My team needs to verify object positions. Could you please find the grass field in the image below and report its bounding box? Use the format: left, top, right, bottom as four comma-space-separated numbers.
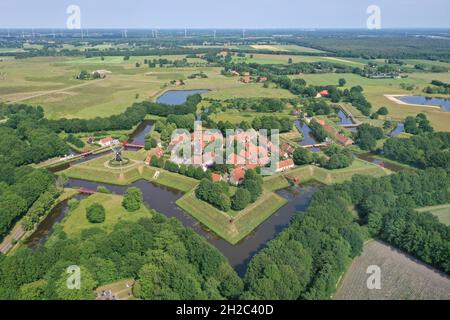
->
61, 152, 198, 192
263, 159, 390, 192
334, 240, 450, 300
290, 72, 450, 131
232, 53, 363, 67
62, 193, 152, 237
248, 44, 326, 53
0, 56, 293, 119
176, 189, 287, 244
416, 204, 450, 226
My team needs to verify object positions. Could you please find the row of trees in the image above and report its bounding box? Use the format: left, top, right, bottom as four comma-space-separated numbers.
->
243, 168, 450, 299
404, 113, 434, 135
383, 132, 450, 169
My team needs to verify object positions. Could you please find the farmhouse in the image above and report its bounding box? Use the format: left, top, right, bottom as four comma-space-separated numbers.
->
98, 137, 118, 147
276, 159, 295, 173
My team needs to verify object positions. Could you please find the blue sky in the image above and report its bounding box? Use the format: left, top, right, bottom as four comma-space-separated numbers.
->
1, 0, 449, 29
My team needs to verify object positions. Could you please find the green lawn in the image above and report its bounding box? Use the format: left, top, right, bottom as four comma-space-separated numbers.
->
263, 159, 390, 192
62, 193, 152, 236
290, 72, 450, 132
416, 204, 450, 226
61, 152, 198, 192
176, 189, 287, 244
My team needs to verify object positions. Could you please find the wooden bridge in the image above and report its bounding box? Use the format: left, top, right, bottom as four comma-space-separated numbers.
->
302, 143, 328, 148
339, 123, 361, 128
79, 188, 97, 195
123, 142, 145, 149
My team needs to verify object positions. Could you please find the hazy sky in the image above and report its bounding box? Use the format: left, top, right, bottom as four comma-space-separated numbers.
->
1, 0, 449, 29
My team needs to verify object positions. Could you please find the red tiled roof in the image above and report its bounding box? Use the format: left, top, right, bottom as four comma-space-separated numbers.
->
99, 137, 113, 144
277, 159, 294, 170
231, 167, 245, 183
319, 90, 329, 96
211, 173, 222, 182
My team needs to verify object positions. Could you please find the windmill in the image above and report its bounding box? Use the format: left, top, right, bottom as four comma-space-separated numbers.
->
110, 144, 124, 162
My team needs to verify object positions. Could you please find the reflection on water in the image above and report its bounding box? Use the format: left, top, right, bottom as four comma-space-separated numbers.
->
156, 89, 209, 105
32, 178, 320, 276
25, 194, 87, 248
390, 122, 404, 137
398, 96, 450, 112
356, 153, 411, 172
294, 120, 321, 152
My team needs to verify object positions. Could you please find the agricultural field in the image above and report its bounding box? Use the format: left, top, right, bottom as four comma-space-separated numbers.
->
416, 204, 450, 226
232, 53, 363, 66
290, 71, 450, 131
334, 240, 450, 300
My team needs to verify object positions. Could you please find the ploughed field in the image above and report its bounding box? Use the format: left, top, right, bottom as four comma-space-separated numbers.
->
334, 240, 450, 300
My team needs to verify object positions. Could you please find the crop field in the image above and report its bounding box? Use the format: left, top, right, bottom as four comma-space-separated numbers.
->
416, 204, 450, 226
232, 53, 363, 67
62, 193, 153, 237
334, 240, 450, 300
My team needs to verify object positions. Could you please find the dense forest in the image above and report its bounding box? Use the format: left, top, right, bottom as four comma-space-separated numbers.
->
383, 132, 450, 170
0, 214, 242, 300
243, 168, 450, 299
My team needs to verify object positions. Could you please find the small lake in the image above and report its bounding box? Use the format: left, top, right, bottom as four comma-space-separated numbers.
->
29, 178, 320, 276
398, 96, 450, 112
156, 89, 209, 105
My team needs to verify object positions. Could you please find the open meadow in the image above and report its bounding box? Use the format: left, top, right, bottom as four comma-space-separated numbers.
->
61, 193, 153, 237
290, 71, 450, 131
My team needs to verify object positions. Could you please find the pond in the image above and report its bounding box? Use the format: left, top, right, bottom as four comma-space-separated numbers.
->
156, 89, 209, 105
398, 96, 450, 112
29, 178, 320, 276
390, 122, 404, 137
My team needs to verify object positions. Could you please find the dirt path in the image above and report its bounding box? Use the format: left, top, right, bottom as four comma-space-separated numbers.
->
7, 78, 107, 103
0, 224, 25, 254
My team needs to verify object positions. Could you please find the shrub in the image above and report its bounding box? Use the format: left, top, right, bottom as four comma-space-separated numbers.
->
122, 187, 143, 212
86, 203, 106, 223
